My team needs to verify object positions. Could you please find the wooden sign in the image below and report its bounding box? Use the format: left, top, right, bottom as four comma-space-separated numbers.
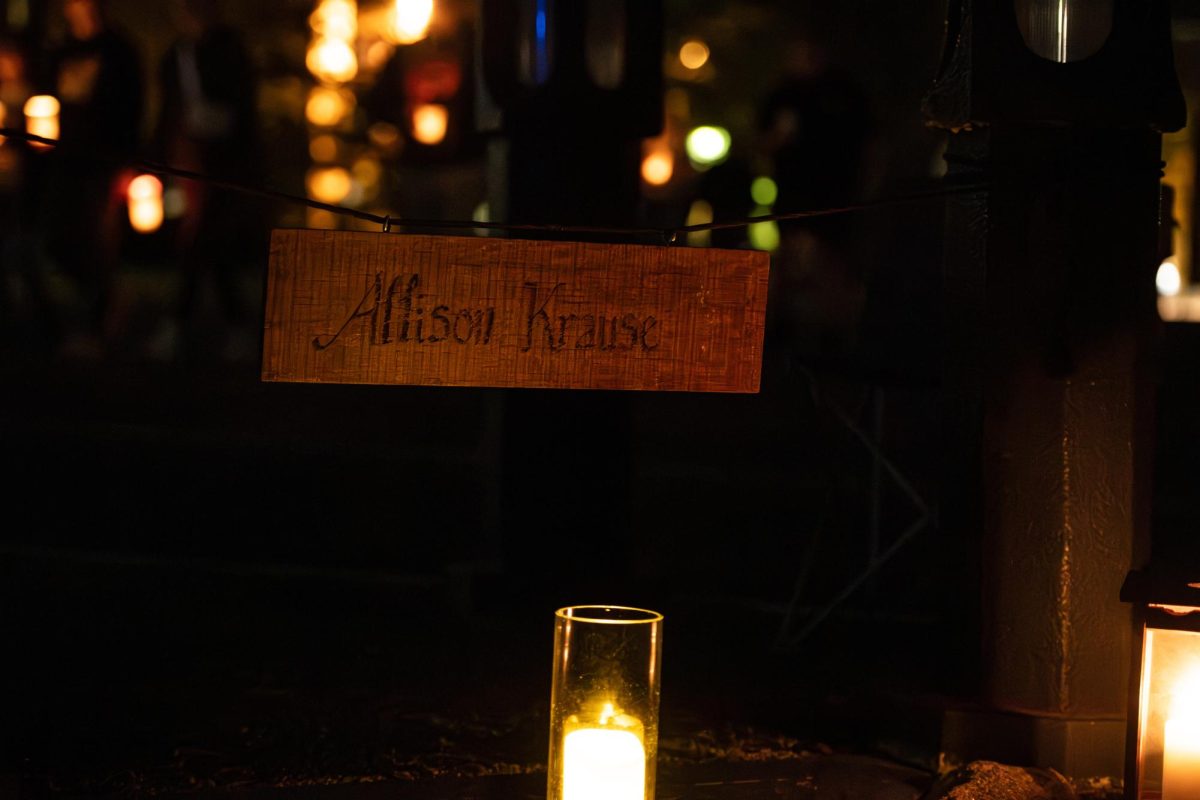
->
262, 229, 770, 393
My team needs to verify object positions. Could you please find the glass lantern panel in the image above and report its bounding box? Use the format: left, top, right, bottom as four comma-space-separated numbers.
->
548, 606, 663, 800
1014, 0, 1113, 64
1137, 626, 1200, 800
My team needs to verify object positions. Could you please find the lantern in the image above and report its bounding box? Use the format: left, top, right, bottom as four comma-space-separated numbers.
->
548, 606, 662, 800
1122, 570, 1200, 799
925, 0, 1183, 132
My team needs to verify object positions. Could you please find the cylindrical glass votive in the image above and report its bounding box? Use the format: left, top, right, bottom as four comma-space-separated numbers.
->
547, 605, 663, 800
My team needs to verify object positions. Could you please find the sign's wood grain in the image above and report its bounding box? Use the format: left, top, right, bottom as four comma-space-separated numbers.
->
262, 229, 769, 393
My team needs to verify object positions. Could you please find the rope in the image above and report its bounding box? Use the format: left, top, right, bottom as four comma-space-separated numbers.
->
0, 127, 985, 241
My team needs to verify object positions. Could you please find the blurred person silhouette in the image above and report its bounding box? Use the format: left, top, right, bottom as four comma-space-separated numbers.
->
40, 0, 142, 356
147, 0, 260, 361
0, 36, 58, 347
759, 40, 873, 360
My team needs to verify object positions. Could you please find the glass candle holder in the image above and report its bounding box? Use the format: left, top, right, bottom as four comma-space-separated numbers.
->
547, 605, 663, 800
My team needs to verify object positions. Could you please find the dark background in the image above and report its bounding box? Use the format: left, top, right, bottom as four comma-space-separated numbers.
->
1, 0, 1199, 795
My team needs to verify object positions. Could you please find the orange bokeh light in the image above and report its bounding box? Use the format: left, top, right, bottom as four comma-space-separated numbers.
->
411, 103, 448, 145
641, 149, 674, 186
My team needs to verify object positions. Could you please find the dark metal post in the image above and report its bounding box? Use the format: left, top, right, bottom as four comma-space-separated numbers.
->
477, 0, 663, 605
927, 0, 1184, 782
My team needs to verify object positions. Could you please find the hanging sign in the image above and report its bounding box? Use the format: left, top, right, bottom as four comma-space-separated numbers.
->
262, 229, 770, 393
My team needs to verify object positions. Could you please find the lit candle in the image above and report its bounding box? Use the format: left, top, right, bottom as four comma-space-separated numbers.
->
561, 702, 646, 800
1164, 667, 1200, 800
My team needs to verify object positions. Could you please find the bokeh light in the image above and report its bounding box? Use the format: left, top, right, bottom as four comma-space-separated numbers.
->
641, 149, 674, 186
307, 36, 358, 84
388, 0, 435, 45
411, 103, 448, 145
352, 157, 383, 192
163, 185, 187, 219
309, 134, 340, 162
307, 207, 340, 229
686, 125, 731, 166
310, 0, 357, 40
306, 87, 353, 127
1158, 259, 1183, 297
24, 94, 59, 146
307, 166, 353, 204
748, 207, 780, 252
127, 174, 164, 234
364, 40, 394, 72
686, 199, 713, 247
679, 40, 710, 70
368, 121, 403, 153
751, 176, 778, 207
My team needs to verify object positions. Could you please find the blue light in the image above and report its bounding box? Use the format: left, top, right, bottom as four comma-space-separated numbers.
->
535, 0, 550, 84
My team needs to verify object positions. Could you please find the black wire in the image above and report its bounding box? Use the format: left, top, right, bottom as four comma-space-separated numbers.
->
0, 127, 986, 239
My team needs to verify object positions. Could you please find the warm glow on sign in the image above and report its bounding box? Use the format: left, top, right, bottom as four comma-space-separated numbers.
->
678, 40, 709, 70
388, 0, 434, 44
411, 103, 448, 145
1165, 666, 1200, 800
306, 87, 352, 127
307, 36, 358, 84
562, 703, 645, 800
127, 174, 164, 234
641, 148, 673, 186
686, 125, 730, 166
307, 166, 353, 203
24, 94, 59, 147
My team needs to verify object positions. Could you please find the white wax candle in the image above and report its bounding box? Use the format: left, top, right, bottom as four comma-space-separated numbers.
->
562, 727, 645, 800
1164, 716, 1200, 800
